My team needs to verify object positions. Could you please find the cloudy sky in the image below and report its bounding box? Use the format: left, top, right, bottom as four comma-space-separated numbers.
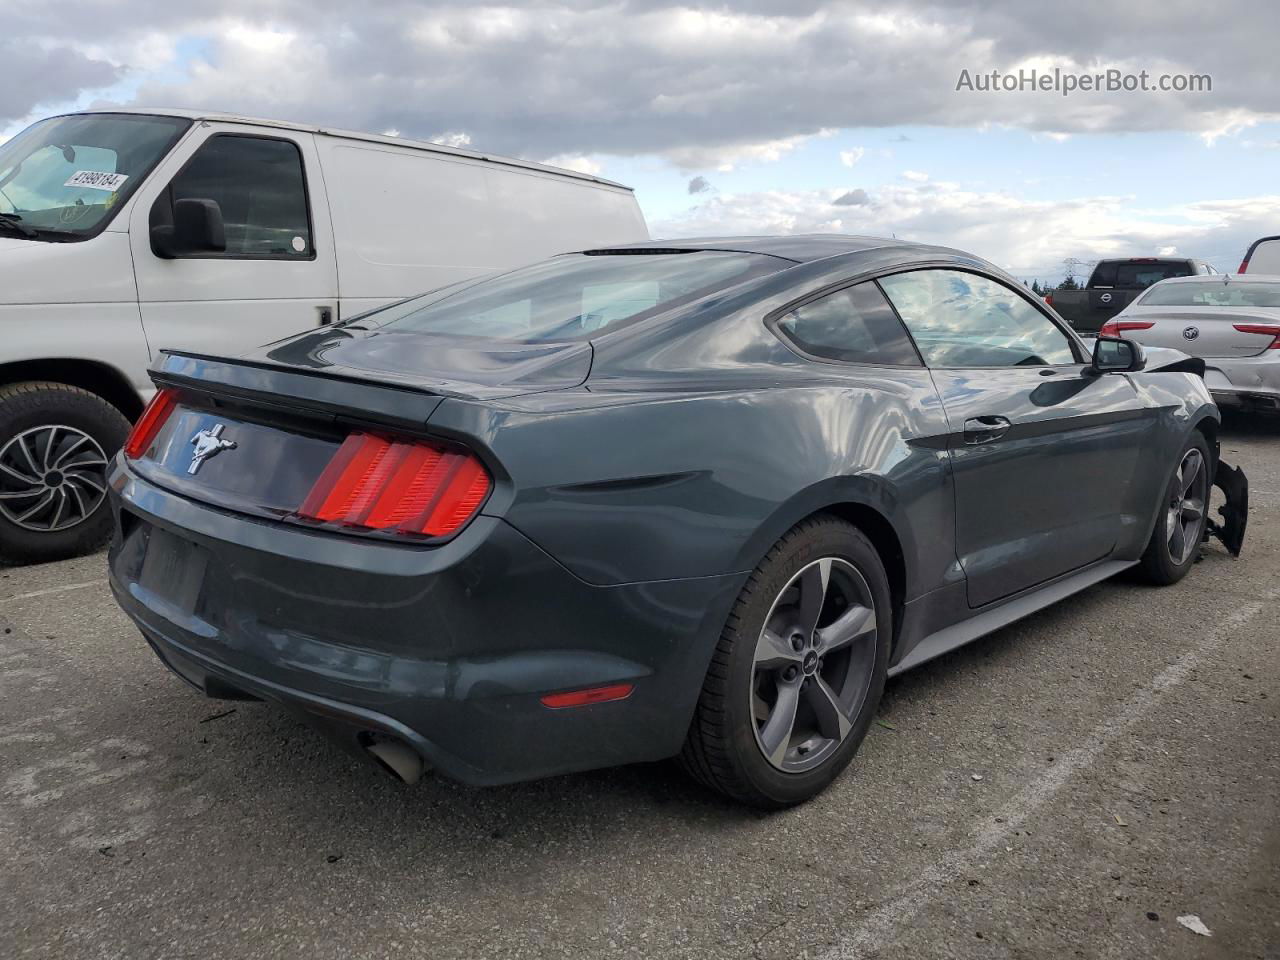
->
5, 0, 1278, 281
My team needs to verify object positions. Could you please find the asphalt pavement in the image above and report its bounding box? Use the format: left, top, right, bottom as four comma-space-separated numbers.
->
3, 416, 1277, 960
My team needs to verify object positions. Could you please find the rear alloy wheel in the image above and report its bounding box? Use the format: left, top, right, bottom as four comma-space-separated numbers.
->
751, 558, 878, 773
1137, 432, 1211, 585
681, 516, 891, 808
0, 382, 130, 565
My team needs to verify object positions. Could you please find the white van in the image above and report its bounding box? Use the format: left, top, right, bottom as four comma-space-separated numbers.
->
1239, 235, 1280, 275
0, 109, 648, 562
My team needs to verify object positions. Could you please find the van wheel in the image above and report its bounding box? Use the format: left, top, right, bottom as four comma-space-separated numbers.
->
0, 382, 130, 565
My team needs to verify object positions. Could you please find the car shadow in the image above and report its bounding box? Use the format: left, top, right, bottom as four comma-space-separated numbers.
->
1219, 409, 1280, 439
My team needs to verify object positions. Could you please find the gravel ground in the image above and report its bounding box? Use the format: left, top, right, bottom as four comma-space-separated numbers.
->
2, 415, 1277, 960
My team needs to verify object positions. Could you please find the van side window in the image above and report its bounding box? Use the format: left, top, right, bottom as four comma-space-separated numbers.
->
774, 282, 921, 365
157, 135, 312, 259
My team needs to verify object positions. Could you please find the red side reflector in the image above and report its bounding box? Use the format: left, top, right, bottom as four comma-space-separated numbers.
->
540, 683, 635, 709
1097, 320, 1154, 338
123, 388, 178, 459
1232, 323, 1280, 349
297, 432, 491, 538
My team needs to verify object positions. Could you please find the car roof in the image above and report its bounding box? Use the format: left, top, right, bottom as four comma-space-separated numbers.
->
51, 107, 633, 191
585, 234, 963, 264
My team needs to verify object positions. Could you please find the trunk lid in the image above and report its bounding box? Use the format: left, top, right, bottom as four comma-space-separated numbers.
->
1124, 307, 1280, 357
127, 339, 535, 533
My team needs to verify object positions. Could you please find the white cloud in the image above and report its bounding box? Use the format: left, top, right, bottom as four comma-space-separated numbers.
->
902, 170, 929, 182
667, 130, 834, 172
1199, 108, 1271, 145
840, 147, 865, 167
543, 153, 604, 176
2, 3, 1278, 162
653, 182, 1280, 279
432, 131, 472, 148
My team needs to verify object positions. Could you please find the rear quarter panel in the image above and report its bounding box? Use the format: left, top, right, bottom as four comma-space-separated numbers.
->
427, 370, 957, 597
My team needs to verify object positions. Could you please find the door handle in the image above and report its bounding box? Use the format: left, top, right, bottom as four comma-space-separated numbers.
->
963, 416, 1012, 445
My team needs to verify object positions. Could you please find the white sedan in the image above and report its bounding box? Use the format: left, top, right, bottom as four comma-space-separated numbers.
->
1102, 274, 1280, 413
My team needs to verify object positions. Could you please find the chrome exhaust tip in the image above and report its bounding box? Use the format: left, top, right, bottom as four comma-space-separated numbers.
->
365, 738, 427, 785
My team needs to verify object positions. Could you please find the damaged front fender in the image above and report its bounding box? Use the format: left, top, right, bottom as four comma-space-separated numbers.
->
1207, 459, 1248, 556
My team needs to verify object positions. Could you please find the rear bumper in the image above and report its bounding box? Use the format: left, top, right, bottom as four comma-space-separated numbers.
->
1203, 356, 1280, 409
107, 460, 743, 786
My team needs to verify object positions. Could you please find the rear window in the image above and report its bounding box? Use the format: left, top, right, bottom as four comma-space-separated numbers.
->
1093, 261, 1193, 289
376, 251, 783, 341
1139, 282, 1280, 308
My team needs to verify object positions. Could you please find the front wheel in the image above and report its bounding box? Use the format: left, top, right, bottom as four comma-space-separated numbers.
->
0, 382, 130, 565
1136, 432, 1211, 585
680, 516, 891, 808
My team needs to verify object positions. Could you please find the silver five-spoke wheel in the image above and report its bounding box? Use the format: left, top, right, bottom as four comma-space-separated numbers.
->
1166, 447, 1207, 565
751, 557, 879, 773
0, 425, 109, 532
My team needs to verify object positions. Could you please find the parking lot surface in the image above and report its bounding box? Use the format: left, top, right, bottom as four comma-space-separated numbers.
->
3, 418, 1278, 960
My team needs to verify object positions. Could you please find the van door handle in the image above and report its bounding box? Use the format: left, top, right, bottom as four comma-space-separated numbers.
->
317, 305, 334, 326
963, 416, 1012, 445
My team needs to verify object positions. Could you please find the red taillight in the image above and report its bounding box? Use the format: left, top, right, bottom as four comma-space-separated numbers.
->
1232, 323, 1280, 349
123, 388, 178, 459
540, 683, 635, 709
1238, 259, 1249, 274
1098, 320, 1155, 338
297, 432, 491, 538
1044, 292, 1054, 305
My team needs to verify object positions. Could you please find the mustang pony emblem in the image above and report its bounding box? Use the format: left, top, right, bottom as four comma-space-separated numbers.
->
188, 424, 237, 475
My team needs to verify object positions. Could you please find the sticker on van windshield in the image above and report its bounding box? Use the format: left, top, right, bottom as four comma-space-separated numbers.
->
64, 170, 129, 192
291, 236, 306, 252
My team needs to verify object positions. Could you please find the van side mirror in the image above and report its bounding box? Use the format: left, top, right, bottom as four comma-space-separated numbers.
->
151, 198, 226, 258
1091, 335, 1145, 374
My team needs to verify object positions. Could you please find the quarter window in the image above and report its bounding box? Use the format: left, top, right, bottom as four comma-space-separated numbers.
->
878, 269, 1078, 368
155, 135, 312, 258
775, 282, 920, 365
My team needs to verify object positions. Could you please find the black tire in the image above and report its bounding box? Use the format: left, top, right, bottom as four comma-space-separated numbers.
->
1136, 431, 1212, 586
0, 382, 130, 565
680, 515, 892, 809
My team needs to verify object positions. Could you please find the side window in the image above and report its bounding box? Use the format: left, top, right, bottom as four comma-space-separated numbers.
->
775, 281, 920, 365
157, 135, 312, 258
878, 269, 1078, 368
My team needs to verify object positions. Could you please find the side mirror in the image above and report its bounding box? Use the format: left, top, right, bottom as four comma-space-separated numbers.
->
1091, 335, 1146, 374
151, 198, 226, 257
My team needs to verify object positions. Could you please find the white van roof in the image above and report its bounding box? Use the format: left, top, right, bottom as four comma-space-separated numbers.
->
61, 107, 634, 193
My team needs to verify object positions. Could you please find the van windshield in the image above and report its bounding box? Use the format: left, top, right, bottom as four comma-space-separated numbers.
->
375, 251, 786, 341
0, 113, 190, 241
